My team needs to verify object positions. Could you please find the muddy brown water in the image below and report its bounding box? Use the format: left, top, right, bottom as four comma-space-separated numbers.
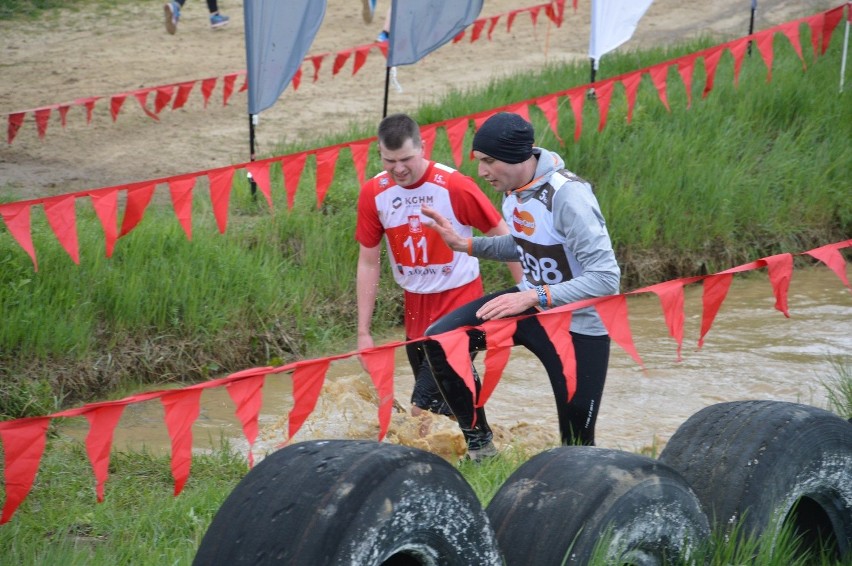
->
61, 266, 851, 462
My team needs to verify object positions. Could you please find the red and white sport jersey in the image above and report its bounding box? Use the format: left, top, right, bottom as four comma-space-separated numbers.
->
356, 161, 502, 295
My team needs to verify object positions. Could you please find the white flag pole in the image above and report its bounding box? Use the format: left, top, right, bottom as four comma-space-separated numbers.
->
840, 4, 850, 93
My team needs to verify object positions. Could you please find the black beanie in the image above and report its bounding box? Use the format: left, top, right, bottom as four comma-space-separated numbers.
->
472, 112, 534, 164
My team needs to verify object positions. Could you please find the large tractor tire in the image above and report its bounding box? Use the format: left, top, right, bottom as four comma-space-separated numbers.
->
193, 440, 502, 565
659, 400, 852, 559
486, 446, 710, 565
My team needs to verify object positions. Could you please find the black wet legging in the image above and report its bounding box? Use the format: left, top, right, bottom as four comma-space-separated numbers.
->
424, 287, 611, 446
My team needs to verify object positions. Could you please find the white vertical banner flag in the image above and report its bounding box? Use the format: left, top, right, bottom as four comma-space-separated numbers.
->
589, 0, 655, 70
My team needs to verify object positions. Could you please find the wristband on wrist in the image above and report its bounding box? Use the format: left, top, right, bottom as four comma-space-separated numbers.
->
535, 285, 549, 309
466, 237, 473, 255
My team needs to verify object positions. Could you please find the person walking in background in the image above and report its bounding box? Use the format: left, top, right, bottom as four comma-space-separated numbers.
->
361, 0, 377, 23
420, 112, 621, 461
164, 1, 229, 34
356, 113, 521, 419
361, 0, 391, 42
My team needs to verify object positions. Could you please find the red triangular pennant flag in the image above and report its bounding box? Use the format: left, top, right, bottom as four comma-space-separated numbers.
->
755, 31, 776, 83
677, 54, 697, 108
805, 242, 851, 289
821, 5, 845, 54
289, 359, 331, 439
333, 49, 352, 75
470, 19, 487, 43
507, 10, 519, 33
353, 46, 372, 75
0, 202, 37, 270
0, 418, 50, 524
594, 80, 615, 132
315, 146, 340, 209
226, 374, 265, 467
728, 38, 749, 86
58, 104, 70, 127
349, 140, 372, 186
119, 183, 156, 237
644, 279, 700, 361
168, 176, 196, 240
282, 153, 308, 210
420, 125, 437, 160
84, 405, 125, 502
698, 273, 733, 349
172, 81, 195, 110
309, 54, 325, 82
538, 311, 577, 400
535, 94, 563, 144
245, 161, 274, 210
486, 16, 500, 40
34, 108, 51, 139
44, 195, 80, 264
201, 77, 217, 108
161, 389, 202, 496
621, 71, 642, 123
763, 253, 794, 317
429, 329, 477, 408
89, 189, 119, 257
110, 94, 127, 122
777, 21, 806, 70
594, 295, 643, 367
133, 90, 160, 121
222, 73, 238, 106
478, 319, 517, 407
207, 167, 234, 234
154, 86, 174, 114
702, 47, 724, 98
567, 88, 585, 141
361, 346, 397, 441
506, 102, 531, 123
444, 118, 469, 168
83, 97, 98, 123
648, 64, 671, 111
7, 112, 25, 145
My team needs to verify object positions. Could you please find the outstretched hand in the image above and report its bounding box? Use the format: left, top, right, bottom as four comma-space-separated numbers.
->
421, 204, 467, 252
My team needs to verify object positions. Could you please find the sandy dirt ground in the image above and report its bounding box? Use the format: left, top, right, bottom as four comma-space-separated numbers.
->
0, 0, 837, 201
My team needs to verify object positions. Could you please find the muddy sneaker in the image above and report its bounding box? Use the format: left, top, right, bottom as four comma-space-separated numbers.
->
210, 13, 230, 29
164, 2, 180, 35
361, 0, 376, 24
466, 441, 499, 463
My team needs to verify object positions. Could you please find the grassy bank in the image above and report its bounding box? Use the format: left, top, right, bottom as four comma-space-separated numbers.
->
1, 27, 850, 419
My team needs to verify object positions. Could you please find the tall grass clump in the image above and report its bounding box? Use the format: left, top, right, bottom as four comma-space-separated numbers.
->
1, 22, 849, 418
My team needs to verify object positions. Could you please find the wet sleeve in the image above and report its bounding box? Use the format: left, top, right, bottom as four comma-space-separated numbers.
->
548, 181, 621, 306
448, 172, 503, 233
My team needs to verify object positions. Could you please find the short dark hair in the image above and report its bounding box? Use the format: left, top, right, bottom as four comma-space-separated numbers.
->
377, 113, 421, 150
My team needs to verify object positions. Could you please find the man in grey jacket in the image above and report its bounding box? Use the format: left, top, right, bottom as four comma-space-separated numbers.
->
421, 112, 620, 460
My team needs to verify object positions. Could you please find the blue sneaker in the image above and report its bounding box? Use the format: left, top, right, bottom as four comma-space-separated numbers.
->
210, 12, 229, 29
376, 29, 389, 42
163, 2, 180, 35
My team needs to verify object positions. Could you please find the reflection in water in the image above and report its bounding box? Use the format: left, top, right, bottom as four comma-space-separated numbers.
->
61, 267, 851, 462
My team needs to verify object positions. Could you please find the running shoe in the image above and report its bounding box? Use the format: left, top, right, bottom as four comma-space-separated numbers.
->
210, 13, 230, 29
164, 2, 180, 35
466, 441, 499, 463
361, 0, 377, 24
376, 29, 389, 42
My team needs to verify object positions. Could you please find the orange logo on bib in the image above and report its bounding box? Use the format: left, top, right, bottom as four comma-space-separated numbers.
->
512, 208, 535, 236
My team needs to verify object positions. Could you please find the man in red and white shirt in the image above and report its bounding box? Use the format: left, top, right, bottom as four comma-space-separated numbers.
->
356, 113, 521, 417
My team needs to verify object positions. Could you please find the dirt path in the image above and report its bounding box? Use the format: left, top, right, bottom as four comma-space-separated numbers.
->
0, 0, 835, 201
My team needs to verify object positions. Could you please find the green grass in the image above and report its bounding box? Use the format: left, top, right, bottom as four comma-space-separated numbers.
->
2, 27, 849, 419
